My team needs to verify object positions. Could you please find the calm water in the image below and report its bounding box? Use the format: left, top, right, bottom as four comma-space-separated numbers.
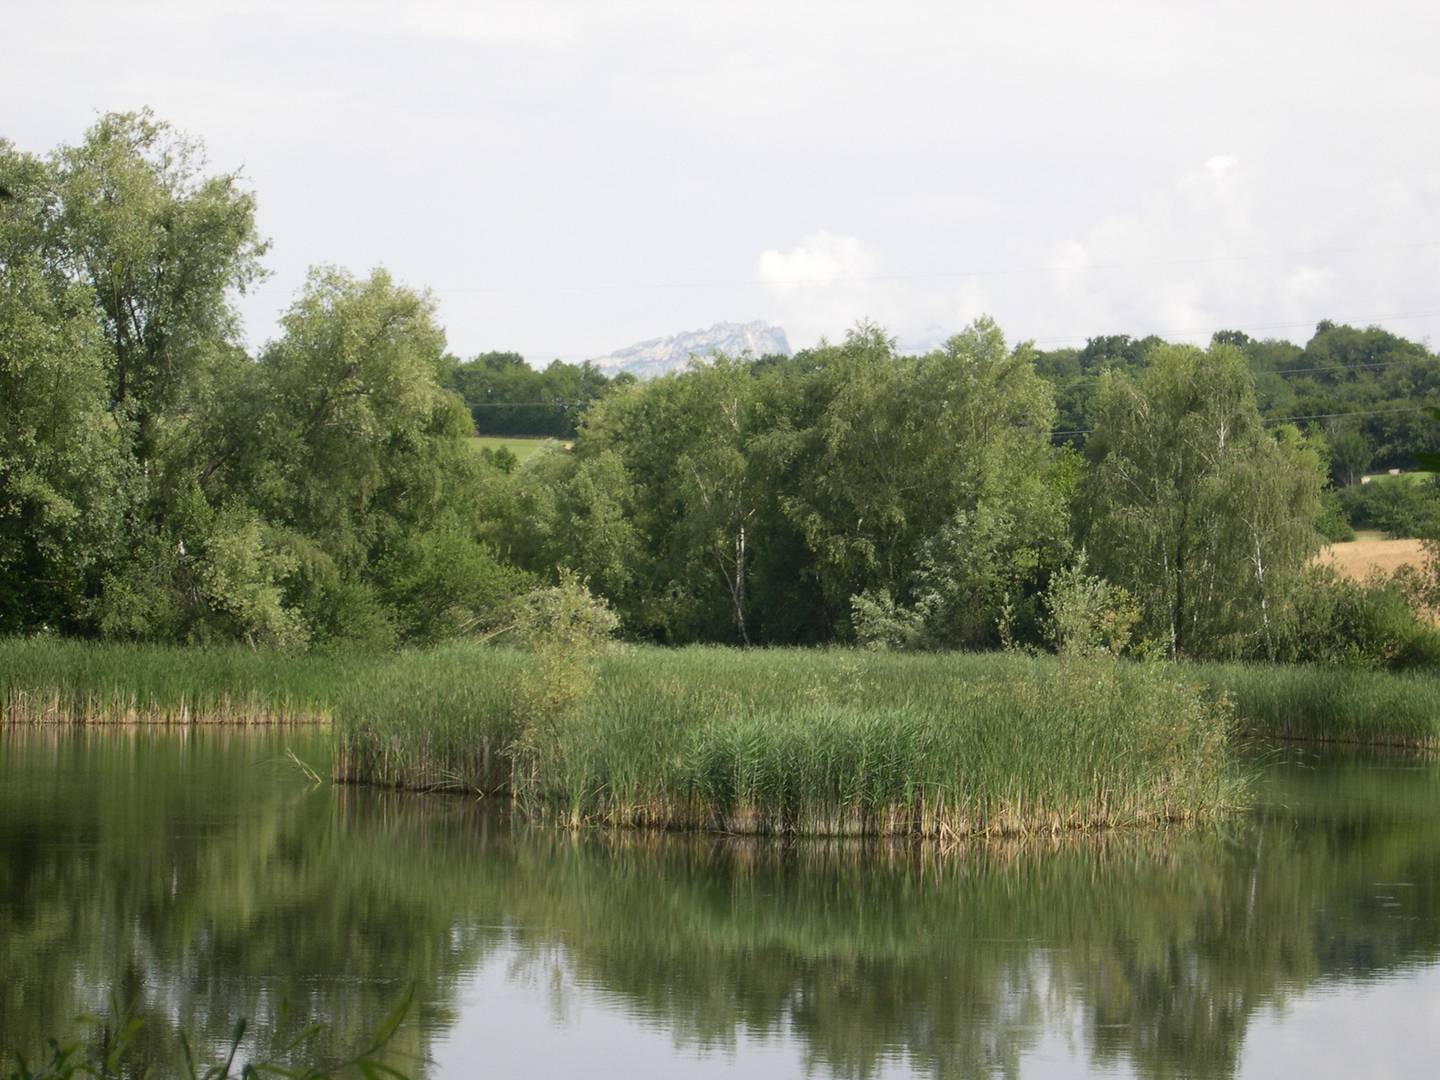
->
3, 730, 1440, 1078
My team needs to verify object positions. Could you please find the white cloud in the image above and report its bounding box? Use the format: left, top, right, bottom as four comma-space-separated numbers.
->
756, 231, 881, 293
1023, 156, 1335, 344
756, 231, 991, 350
7, 1, 1440, 358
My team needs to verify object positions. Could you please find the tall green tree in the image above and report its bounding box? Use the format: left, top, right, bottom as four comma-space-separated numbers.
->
578, 354, 768, 642
47, 110, 267, 463
781, 319, 1066, 645
220, 267, 526, 644
0, 142, 128, 631
1082, 343, 1325, 657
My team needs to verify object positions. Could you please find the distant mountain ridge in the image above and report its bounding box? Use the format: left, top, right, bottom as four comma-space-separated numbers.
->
591, 321, 791, 378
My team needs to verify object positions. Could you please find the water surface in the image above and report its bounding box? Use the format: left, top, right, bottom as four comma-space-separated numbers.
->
3, 730, 1439, 1077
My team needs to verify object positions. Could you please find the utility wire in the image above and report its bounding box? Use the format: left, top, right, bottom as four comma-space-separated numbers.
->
1050, 406, 1431, 439
257, 239, 1440, 296
463, 355, 1440, 411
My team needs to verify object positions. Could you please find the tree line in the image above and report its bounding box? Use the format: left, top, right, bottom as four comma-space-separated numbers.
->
4, 112, 1438, 663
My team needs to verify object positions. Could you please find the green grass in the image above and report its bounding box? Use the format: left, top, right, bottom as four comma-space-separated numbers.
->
17, 637, 1440, 830
335, 646, 1243, 837
1193, 660, 1440, 747
0, 637, 353, 725
1361, 470, 1435, 486
468, 435, 560, 462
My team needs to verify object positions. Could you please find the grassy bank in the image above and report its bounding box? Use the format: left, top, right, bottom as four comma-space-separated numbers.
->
0, 637, 351, 725
1193, 661, 1440, 747
334, 646, 1242, 837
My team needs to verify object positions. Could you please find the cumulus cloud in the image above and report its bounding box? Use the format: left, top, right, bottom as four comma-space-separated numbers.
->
756, 231, 990, 351
1025, 156, 1351, 344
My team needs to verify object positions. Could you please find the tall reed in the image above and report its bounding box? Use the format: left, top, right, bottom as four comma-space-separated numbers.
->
0, 637, 351, 726
335, 646, 1244, 837
1192, 661, 1440, 747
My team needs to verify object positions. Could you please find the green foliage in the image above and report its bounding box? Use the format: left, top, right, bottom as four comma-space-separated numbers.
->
1335, 474, 1440, 537
1329, 429, 1372, 487
1315, 490, 1356, 542
190, 508, 310, 650
565, 318, 1067, 647
849, 588, 925, 651
10, 108, 1440, 663
1269, 565, 1440, 670
511, 569, 621, 653
1043, 551, 1141, 657
508, 573, 621, 817
337, 645, 1244, 835
444, 350, 613, 437
0, 253, 127, 633
2, 116, 527, 649
1083, 344, 1325, 658
376, 519, 529, 644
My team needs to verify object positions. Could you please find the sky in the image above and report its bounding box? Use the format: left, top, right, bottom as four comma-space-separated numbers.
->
5, 0, 1440, 362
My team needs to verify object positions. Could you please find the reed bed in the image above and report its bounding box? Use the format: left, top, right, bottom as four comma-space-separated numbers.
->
332, 643, 528, 792
335, 646, 1244, 837
0, 637, 352, 726
1193, 661, 1440, 747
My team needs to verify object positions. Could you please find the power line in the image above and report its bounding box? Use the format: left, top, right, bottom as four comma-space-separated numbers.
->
1050, 406, 1430, 439
467, 307, 1440, 364
256, 239, 1440, 297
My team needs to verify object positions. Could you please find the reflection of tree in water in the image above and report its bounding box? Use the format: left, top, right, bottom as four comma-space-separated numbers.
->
5, 736, 1440, 1078
0, 730, 507, 1071
491, 753, 1440, 1079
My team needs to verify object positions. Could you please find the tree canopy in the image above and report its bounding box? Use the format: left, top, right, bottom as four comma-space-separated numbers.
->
4, 110, 1437, 666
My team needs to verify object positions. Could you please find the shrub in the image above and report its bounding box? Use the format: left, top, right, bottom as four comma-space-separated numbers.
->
1315, 490, 1356, 543
1271, 565, 1440, 669
1043, 552, 1140, 657
1336, 476, 1440, 538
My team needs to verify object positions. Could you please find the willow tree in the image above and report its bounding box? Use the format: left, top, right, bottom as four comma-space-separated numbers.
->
1082, 343, 1325, 658
221, 267, 526, 644
47, 110, 268, 464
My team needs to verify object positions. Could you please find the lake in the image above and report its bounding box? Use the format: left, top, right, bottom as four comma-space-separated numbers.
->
3, 728, 1439, 1078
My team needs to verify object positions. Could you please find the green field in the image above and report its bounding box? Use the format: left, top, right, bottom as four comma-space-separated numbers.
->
1360, 470, 1435, 486
468, 436, 563, 462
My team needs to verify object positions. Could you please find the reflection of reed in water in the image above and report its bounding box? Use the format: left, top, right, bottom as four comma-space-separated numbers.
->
8, 740, 1440, 1080
432, 764, 1440, 1080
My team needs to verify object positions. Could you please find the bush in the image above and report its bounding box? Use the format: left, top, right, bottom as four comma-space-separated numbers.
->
1335, 476, 1440, 537
1042, 552, 1140, 657
1315, 490, 1356, 543
1271, 565, 1440, 669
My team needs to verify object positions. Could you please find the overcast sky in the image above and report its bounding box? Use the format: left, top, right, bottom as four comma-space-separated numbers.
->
6, 1, 1440, 361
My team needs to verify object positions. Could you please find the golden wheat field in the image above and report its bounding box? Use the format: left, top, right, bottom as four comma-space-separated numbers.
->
1315, 538, 1427, 582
